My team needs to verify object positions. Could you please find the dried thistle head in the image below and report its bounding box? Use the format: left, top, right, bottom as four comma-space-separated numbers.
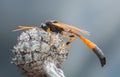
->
12, 26, 70, 77
12, 20, 106, 77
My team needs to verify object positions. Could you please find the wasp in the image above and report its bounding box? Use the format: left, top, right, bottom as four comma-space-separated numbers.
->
12, 20, 106, 67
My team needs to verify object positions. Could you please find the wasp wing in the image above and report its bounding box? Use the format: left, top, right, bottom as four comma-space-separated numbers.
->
51, 22, 90, 35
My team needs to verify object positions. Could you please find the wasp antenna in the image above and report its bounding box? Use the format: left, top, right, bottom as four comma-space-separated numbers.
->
12, 28, 24, 32
18, 26, 34, 29
12, 26, 35, 32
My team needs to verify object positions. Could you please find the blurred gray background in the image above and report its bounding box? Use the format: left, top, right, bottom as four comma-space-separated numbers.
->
0, 0, 120, 77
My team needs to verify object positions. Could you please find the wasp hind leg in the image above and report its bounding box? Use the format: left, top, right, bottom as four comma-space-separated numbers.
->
58, 35, 75, 53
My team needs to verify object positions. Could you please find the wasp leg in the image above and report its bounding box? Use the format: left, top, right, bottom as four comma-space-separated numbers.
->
45, 33, 57, 49
58, 35, 75, 53
49, 34, 57, 45
47, 28, 51, 35
12, 26, 34, 32
66, 35, 75, 45
45, 28, 54, 48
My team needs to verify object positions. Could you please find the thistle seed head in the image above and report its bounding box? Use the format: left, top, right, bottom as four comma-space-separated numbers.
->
12, 26, 70, 77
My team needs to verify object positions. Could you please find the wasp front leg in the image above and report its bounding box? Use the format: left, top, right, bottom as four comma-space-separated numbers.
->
47, 28, 51, 35
45, 33, 57, 49
46, 28, 56, 46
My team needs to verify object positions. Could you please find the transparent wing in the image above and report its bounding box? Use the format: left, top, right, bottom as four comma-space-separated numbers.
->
51, 22, 90, 35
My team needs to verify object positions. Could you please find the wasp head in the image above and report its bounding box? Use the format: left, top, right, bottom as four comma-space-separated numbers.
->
41, 20, 64, 33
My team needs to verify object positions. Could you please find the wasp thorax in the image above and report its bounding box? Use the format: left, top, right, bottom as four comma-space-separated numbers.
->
12, 27, 69, 77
